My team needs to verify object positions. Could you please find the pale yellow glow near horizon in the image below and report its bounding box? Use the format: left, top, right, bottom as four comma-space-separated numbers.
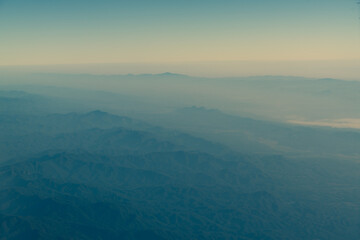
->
1, 34, 359, 66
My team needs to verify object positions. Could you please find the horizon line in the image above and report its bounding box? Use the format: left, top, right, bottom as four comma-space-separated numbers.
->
1, 59, 360, 67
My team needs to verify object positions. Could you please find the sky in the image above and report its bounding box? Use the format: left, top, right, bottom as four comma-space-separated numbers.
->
0, 0, 359, 77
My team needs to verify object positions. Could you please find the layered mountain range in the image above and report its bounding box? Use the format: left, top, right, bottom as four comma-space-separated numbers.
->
0, 90, 359, 239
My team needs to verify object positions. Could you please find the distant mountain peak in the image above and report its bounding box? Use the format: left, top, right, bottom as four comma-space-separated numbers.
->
83, 110, 132, 122
180, 106, 220, 113
126, 72, 189, 78
86, 110, 108, 116
159, 72, 180, 75
158, 72, 188, 77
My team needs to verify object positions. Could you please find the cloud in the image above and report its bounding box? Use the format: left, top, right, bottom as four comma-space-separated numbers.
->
288, 119, 360, 129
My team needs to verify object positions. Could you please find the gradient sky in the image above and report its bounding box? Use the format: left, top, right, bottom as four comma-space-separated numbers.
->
0, 0, 359, 67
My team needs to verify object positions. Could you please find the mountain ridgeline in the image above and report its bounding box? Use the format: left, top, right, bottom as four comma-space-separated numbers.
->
0, 85, 359, 240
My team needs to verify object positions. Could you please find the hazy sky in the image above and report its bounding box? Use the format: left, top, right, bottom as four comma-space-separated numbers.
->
0, 0, 359, 76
